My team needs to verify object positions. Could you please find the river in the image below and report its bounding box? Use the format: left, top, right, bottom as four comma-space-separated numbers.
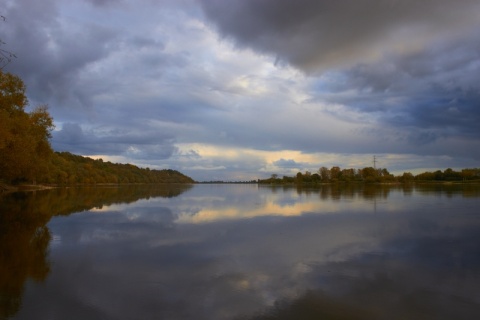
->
1, 184, 480, 319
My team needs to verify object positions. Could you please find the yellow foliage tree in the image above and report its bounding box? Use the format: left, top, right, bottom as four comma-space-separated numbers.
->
0, 70, 54, 184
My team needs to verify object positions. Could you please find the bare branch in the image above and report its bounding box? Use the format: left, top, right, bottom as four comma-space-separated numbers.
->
0, 15, 16, 69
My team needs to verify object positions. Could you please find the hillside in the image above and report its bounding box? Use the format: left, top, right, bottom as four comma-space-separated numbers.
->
40, 152, 195, 185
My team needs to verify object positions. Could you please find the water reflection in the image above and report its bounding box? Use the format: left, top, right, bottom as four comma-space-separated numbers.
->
2, 184, 480, 319
0, 184, 191, 319
176, 184, 478, 224
272, 183, 480, 198
0, 192, 51, 319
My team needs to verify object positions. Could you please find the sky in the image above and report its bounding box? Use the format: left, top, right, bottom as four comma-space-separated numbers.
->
1, 0, 480, 181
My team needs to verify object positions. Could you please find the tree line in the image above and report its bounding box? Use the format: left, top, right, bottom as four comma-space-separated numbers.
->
45, 152, 194, 185
0, 70, 194, 186
259, 166, 480, 185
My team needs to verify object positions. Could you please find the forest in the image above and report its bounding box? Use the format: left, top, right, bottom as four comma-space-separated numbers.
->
0, 70, 194, 186
258, 166, 480, 185
42, 151, 194, 185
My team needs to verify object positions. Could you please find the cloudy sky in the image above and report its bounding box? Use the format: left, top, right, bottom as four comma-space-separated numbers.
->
2, 0, 480, 181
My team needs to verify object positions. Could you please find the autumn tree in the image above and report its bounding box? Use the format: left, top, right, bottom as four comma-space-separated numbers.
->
0, 70, 54, 183
318, 166, 330, 181
330, 166, 341, 181
360, 167, 378, 182
399, 172, 414, 183
341, 168, 355, 182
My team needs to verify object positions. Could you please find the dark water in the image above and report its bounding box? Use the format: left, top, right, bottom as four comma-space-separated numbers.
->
1, 184, 480, 319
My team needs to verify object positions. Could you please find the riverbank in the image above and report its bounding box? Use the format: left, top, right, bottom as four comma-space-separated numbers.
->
0, 183, 56, 193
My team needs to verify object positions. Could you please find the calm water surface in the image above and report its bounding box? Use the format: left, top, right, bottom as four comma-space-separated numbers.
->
1, 184, 480, 319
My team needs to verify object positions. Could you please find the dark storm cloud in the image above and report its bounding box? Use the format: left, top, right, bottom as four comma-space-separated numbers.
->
312, 33, 480, 143
198, 0, 480, 71
53, 122, 177, 159
2, 0, 117, 109
198, 0, 480, 159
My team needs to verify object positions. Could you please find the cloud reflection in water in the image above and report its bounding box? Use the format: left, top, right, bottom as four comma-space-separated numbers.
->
12, 184, 480, 320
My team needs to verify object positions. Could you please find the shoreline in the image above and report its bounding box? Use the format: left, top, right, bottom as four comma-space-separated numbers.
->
0, 182, 197, 194
2, 180, 480, 194
0, 183, 56, 193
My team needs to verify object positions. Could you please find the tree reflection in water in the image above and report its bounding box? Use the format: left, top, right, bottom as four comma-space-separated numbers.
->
0, 184, 192, 318
0, 192, 51, 319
